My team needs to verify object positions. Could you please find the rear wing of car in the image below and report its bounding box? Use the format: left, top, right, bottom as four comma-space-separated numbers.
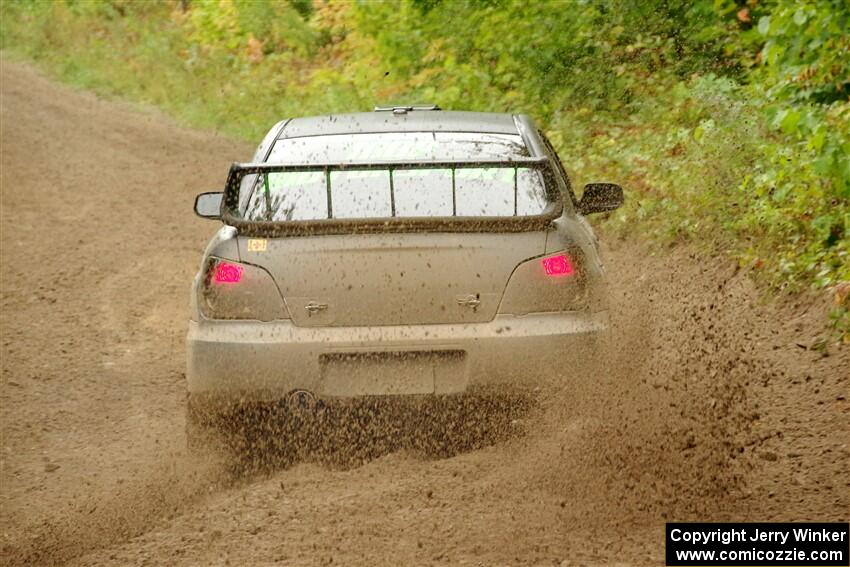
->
220, 157, 564, 236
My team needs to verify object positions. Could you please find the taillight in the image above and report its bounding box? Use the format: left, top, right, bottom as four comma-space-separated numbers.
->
541, 253, 574, 277
498, 250, 586, 315
213, 261, 243, 284
198, 257, 288, 320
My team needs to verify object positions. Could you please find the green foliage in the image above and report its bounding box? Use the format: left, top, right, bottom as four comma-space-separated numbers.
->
754, 0, 849, 104
1, 0, 847, 336
185, 0, 315, 55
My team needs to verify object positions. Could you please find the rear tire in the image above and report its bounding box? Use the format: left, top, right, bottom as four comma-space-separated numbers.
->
185, 394, 228, 459
187, 397, 305, 471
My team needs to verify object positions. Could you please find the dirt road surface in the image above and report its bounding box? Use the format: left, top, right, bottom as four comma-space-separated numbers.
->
1, 59, 847, 566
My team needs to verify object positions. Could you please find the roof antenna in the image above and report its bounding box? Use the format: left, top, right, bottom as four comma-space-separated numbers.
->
373, 104, 442, 114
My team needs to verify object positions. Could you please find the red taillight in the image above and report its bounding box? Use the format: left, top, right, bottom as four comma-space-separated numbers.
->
541, 254, 574, 277
214, 261, 243, 284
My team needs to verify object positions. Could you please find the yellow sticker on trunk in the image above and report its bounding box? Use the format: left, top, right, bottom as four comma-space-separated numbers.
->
247, 239, 268, 252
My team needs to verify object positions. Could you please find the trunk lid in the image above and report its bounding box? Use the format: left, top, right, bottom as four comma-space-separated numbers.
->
238, 232, 546, 327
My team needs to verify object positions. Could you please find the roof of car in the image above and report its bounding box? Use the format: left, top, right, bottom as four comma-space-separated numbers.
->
277, 111, 523, 139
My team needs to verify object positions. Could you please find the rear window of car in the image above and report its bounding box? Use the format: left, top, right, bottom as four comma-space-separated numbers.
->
267, 132, 529, 163
240, 132, 549, 221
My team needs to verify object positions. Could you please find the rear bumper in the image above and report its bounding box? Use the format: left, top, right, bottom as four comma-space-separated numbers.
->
186, 311, 607, 401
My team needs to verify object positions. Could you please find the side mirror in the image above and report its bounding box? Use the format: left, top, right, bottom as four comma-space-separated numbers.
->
577, 183, 623, 215
194, 192, 223, 219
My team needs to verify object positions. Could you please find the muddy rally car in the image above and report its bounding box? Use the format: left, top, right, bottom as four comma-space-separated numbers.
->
188, 107, 623, 449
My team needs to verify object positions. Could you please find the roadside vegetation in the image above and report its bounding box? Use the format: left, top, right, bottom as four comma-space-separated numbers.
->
1, 0, 847, 337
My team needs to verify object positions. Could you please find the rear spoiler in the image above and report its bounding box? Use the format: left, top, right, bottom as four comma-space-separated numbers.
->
220, 157, 563, 237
